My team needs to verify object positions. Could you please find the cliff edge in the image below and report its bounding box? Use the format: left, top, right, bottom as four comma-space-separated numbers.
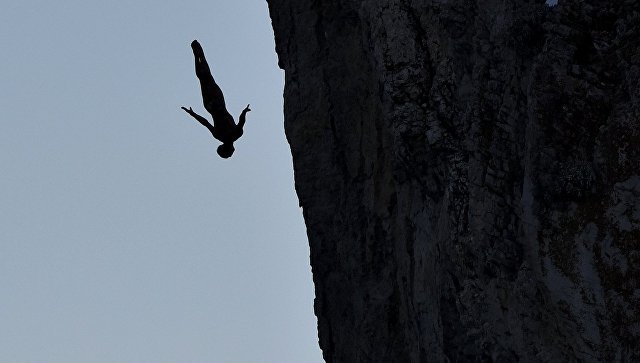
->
268, 0, 640, 361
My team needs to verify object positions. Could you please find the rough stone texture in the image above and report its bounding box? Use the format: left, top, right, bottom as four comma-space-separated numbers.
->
267, 0, 640, 361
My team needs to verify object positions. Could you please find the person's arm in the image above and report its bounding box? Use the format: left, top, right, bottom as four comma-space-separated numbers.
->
181, 106, 214, 132
238, 104, 251, 129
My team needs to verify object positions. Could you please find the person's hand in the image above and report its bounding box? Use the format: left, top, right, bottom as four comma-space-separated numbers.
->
243, 104, 251, 113
181, 106, 194, 114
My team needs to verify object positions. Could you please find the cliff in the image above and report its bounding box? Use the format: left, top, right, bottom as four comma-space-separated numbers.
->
267, 0, 640, 361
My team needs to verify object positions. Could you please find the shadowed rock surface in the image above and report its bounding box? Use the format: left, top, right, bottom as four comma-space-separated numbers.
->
267, 0, 640, 361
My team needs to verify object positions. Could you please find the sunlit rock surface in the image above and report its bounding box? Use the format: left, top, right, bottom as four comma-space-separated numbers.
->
268, 0, 640, 361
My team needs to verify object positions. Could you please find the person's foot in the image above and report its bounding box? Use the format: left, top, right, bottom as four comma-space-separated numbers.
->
191, 40, 204, 56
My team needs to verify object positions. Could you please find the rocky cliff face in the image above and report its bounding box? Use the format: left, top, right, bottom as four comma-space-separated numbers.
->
267, 0, 640, 361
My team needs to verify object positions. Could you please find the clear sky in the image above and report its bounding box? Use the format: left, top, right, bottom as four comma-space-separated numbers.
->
0, 1, 321, 362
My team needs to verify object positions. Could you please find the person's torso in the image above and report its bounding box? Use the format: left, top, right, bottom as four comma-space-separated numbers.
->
211, 123, 242, 143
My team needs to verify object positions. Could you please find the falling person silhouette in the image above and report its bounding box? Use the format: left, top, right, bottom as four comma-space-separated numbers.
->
182, 40, 250, 158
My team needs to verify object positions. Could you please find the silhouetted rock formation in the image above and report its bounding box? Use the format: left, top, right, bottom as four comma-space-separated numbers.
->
268, 1, 640, 361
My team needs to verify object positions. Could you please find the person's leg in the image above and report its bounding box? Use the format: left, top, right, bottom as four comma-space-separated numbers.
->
191, 40, 227, 116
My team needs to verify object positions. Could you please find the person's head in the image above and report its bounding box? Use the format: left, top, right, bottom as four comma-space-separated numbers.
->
217, 143, 235, 158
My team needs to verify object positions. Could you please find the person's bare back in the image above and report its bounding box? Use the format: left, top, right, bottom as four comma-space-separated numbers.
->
181, 40, 250, 158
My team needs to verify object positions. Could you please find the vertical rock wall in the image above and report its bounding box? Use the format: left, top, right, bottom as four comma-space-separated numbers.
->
267, 0, 640, 361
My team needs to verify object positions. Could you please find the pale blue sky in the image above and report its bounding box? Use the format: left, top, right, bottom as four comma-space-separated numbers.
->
0, 1, 321, 362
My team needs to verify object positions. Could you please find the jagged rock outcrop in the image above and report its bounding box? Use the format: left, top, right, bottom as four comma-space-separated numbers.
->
267, 0, 640, 361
